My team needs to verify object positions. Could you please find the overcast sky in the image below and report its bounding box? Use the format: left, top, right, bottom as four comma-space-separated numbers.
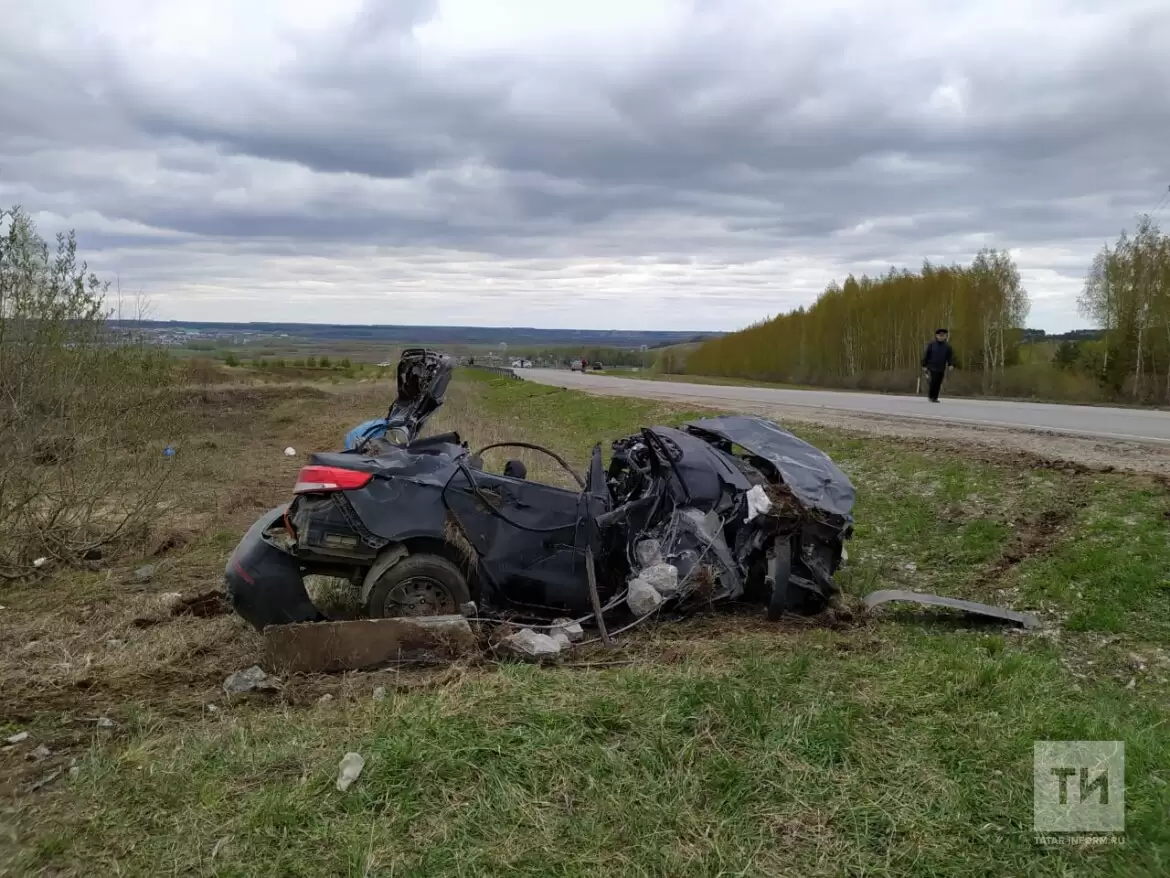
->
2, 0, 1167, 332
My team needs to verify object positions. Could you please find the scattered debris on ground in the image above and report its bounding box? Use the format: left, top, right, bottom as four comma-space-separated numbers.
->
627, 577, 664, 616
223, 665, 281, 695
503, 628, 562, 661
863, 589, 1042, 629
551, 618, 584, 643
172, 589, 229, 618
336, 752, 365, 792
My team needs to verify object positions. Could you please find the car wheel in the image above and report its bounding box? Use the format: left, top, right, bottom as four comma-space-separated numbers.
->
366, 553, 471, 619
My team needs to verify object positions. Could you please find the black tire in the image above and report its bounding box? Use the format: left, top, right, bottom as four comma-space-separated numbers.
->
366, 553, 471, 619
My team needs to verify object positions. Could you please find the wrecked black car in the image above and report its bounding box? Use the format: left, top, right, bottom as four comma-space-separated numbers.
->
225, 354, 855, 637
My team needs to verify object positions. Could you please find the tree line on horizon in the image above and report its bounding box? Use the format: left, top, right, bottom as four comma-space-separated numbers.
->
677, 215, 1170, 404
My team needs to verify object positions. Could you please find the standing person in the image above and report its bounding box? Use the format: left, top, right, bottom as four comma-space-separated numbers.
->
921, 328, 955, 403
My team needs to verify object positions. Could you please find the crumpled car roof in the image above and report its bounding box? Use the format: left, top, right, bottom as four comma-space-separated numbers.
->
684, 415, 855, 522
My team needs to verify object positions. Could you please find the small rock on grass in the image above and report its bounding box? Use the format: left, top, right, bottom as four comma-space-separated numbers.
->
372, 686, 387, 701
336, 752, 365, 792
134, 564, 156, 583
97, 717, 116, 729
504, 628, 561, 661
550, 629, 573, 650
550, 617, 584, 643
223, 665, 280, 695
6, 731, 30, 745
318, 694, 334, 706
29, 744, 51, 761
641, 563, 679, 596
627, 577, 663, 617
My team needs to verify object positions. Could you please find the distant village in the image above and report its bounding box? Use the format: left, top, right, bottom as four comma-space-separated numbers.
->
128, 325, 294, 346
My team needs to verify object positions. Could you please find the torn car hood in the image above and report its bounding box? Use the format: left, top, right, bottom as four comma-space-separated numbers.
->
684, 415, 855, 522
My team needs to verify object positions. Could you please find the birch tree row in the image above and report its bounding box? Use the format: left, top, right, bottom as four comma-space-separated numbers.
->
1077, 215, 1170, 401
684, 248, 1029, 389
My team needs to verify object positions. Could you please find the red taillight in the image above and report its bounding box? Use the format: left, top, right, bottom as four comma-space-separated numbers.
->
293, 465, 373, 495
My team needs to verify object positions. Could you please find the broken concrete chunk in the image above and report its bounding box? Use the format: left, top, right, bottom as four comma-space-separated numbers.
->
635, 539, 664, 568
29, 744, 51, 761
263, 615, 475, 674
503, 628, 562, 660
223, 665, 281, 695
549, 629, 573, 650
96, 717, 116, 729
627, 577, 664, 617
6, 732, 29, 745
336, 752, 365, 792
133, 564, 156, 583
550, 617, 584, 643
372, 686, 387, 701
641, 563, 680, 596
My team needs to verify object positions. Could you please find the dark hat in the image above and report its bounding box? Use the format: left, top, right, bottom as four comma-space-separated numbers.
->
935, 327, 948, 334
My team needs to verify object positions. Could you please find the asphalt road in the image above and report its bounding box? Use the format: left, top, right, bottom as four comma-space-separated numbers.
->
520, 369, 1170, 444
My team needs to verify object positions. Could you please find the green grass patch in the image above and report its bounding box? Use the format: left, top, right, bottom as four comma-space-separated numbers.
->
8, 374, 1170, 876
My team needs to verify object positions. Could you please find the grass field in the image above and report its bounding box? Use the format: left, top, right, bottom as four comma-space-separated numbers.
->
2, 371, 1169, 876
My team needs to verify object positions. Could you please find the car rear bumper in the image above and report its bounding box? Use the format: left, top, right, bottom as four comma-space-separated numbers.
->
224, 504, 324, 631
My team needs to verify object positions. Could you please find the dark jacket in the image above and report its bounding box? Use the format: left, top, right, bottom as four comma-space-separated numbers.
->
921, 340, 954, 372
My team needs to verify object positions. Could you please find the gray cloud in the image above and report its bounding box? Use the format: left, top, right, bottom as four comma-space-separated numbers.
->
2, 0, 1168, 331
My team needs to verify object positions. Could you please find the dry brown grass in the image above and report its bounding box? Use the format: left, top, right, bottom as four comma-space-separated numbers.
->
0, 375, 578, 735
0, 379, 388, 719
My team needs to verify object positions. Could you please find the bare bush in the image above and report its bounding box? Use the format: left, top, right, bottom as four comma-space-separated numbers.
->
0, 206, 185, 578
